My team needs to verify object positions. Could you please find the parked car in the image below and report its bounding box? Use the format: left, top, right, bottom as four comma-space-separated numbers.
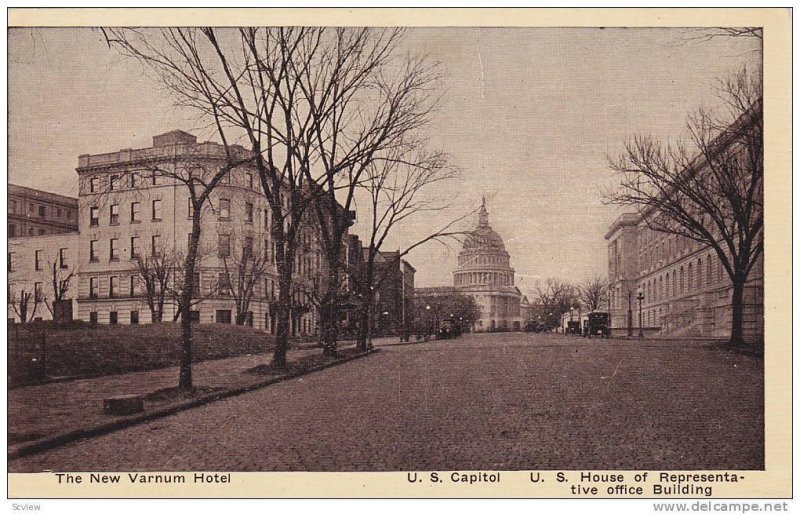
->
582, 312, 610, 338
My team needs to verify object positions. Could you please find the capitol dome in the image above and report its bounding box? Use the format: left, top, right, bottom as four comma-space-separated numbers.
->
454, 197, 515, 288
461, 220, 507, 253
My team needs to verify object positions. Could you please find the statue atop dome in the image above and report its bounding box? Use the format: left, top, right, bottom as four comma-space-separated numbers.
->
478, 196, 489, 226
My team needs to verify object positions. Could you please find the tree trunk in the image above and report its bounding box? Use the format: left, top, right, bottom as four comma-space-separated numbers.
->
320, 253, 342, 357
178, 216, 201, 390
235, 312, 247, 325
355, 301, 370, 351
178, 292, 193, 390
356, 306, 369, 351
627, 294, 633, 337
320, 303, 339, 357
728, 277, 746, 347
272, 271, 292, 368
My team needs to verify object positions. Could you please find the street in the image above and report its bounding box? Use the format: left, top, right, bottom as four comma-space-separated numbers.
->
9, 333, 764, 472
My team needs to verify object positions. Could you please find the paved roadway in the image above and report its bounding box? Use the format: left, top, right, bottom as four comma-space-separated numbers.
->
10, 333, 764, 472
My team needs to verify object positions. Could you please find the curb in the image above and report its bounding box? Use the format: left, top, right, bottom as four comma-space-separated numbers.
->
378, 339, 440, 348
10, 344, 312, 390
8, 348, 380, 461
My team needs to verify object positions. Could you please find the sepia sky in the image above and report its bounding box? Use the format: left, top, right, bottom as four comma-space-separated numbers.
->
8, 27, 760, 296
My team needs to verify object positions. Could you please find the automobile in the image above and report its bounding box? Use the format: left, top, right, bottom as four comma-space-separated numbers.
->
582, 312, 611, 338
566, 321, 582, 335
437, 319, 461, 339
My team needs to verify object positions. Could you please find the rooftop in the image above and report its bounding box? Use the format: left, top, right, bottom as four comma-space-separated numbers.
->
604, 212, 640, 240
8, 184, 78, 207
76, 131, 251, 170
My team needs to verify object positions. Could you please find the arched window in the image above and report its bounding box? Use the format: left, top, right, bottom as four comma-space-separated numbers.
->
659, 276, 663, 300
707, 255, 714, 286
679, 266, 685, 294
671, 271, 676, 298
688, 263, 694, 292
696, 258, 703, 290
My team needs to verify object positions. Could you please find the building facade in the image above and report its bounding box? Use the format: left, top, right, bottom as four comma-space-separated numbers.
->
343, 235, 416, 338
605, 213, 640, 333
8, 184, 79, 238
606, 212, 763, 340
8, 130, 335, 336
372, 251, 416, 337
8, 232, 80, 323
453, 198, 522, 332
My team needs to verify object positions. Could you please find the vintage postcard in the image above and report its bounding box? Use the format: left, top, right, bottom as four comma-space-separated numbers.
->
5, 7, 792, 504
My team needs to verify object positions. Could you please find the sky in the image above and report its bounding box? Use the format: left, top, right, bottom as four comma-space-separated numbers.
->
7, 27, 760, 297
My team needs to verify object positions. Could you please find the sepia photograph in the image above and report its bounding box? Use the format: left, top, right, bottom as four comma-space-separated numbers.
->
4, 7, 790, 501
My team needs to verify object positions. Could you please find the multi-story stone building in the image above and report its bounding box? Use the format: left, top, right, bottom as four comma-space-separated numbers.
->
8, 130, 336, 336
606, 212, 763, 340
372, 250, 415, 337
453, 198, 523, 332
343, 234, 416, 338
8, 184, 79, 238
605, 212, 640, 333
8, 232, 80, 323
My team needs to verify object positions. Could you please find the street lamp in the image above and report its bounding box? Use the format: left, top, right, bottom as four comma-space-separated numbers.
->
627, 290, 634, 338
425, 304, 432, 340
636, 289, 645, 338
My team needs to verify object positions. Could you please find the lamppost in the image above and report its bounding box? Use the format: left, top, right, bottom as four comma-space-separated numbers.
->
627, 290, 634, 337
636, 289, 645, 338
425, 304, 431, 340
381, 311, 389, 336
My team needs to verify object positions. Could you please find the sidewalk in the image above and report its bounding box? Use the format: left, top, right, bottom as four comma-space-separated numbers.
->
9, 341, 376, 457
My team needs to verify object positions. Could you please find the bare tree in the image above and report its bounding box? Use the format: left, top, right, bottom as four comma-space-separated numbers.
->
606, 67, 762, 346
132, 250, 175, 323
168, 272, 219, 322
220, 232, 272, 325
9, 288, 41, 324
352, 146, 470, 350
7, 248, 42, 324
43, 259, 75, 322
534, 278, 577, 330
578, 275, 608, 312
414, 292, 480, 337
679, 27, 763, 43
289, 28, 446, 356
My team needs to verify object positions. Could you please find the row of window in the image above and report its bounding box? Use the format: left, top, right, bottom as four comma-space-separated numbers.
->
454, 272, 513, 286
85, 273, 285, 300
90, 200, 160, 226
87, 233, 293, 263
8, 199, 74, 220
8, 224, 47, 238
641, 254, 726, 306
88, 199, 257, 227
639, 233, 698, 273
610, 254, 727, 310
9, 248, 70, 273
89, 172, 157, 193
458, 255, 507, 267
84, 308, 314, 334
89, 310, 140, 325
87, 170, 260, 194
